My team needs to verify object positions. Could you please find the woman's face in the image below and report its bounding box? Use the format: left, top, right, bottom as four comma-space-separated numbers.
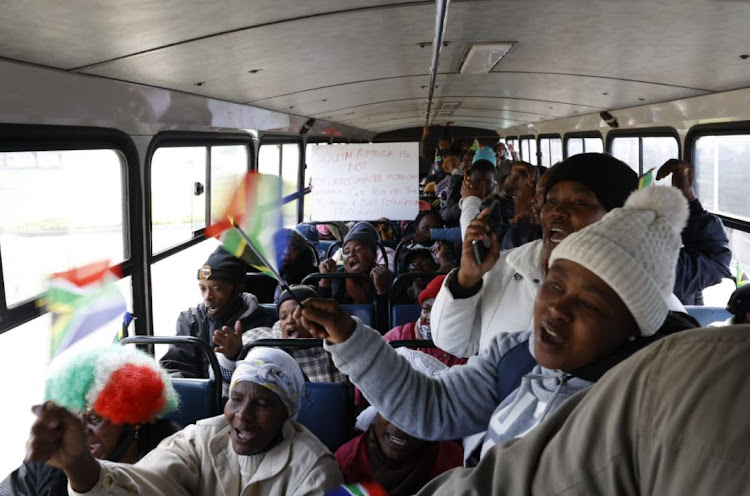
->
224, 382, 287, 456
81, 410, 126, 460
279, 299, 313, 339
373, 414, 426, 462
533, 259, 638, 371
342, 240, 375, 274
420, 297, 435, 325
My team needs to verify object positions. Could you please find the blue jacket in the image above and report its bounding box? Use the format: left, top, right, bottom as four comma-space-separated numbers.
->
675, 199, 732, 305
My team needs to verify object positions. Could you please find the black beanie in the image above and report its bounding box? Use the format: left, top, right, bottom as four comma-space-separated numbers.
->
277, 285, 319, 311
197, 247, 248, 283
342, 222, 379, 255
544, 153, 638, 211
727, 285, 750, 318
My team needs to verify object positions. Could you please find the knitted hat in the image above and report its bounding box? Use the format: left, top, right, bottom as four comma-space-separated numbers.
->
549, 186, 688, 336
419, 275, 447, 306
277, 284, 319, 311
342, 222, 379, 255
472, 146, 496, 167
355, 348, 447, 431
544, 153, 638, 211
197, 246, 248, 283
45, 345, 179, 425
423, 182, 436, 194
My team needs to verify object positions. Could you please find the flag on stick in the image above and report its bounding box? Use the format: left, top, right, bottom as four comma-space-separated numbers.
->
433, 148, 442, 163
638, 168, 654, 189
737, 262, 749, 288
43, 261, 126, 359
470, 138, 480, 152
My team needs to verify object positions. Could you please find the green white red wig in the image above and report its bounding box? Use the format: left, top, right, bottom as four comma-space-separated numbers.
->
45, 345, 179, 425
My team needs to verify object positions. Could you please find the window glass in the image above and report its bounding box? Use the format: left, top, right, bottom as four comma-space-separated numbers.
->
210, 146, 247, 223
281, 143, 301, 227
539, 137, 562, 167
610, 137, 640, 173
258, 143, 280, 176
151, 147, 206, 253
566, 138, 584, 157
642, 136, 678, 185
0, 150, 125, 305
584, 137, 604, 153
693, 135, 750, 221
527, 138, 538, 166
303, 143, 324, 223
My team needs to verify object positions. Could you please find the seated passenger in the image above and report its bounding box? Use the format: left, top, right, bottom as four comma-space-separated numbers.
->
2, 345, 179, 496
273, 228, 318, 303
25, 347, 344, 495
432, 153, 645, 357
159, 246, 276, 382
710, 283, 750, 326
384, 276, 467, 367
215, 285, 347, 384
494, 141, 512, 177
335, 349, 463, 496
442, 147, 500, 227
390, 248, 440, 306
656, 159, 732, 305
500, 164, 552, 250
318, 222, 393, 305
300, 186, 697, 466
435, 155, 462, 201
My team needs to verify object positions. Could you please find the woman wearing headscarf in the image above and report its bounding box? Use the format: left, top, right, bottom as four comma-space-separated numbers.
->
335, 349, 463, 496
1, 345, 180, 496
24, 347, 344, 495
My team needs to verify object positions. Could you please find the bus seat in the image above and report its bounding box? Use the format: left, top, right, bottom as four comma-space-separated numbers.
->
164, 378, 218, 428
391, 304, 421, 328
260, 303, 279, 321
315, 241, 336, 261
684, 305, 733, 327
297, 382, 353, 453
342, 304, 374, 327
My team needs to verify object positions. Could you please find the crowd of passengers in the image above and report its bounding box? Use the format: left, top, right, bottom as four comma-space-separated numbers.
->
11, 136, 750, 495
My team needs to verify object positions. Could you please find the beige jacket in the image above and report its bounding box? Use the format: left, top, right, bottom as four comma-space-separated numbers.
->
71, 416, 343, 496
417, 325, 750, 495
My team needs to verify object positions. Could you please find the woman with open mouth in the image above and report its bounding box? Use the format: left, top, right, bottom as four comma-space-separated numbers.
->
299, 186, 698, 467
24, 347, 343, 495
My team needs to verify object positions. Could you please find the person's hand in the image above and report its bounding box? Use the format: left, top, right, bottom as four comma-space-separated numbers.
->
370, 264, 390, 294
422, 124, 430, 139
294, 298, 356, 344
212, 321, 243, 359
403, 230, 431, 246
318, 258, 336, 287
656, 159, 697, 202
26, 402, 100, 493
461, 175, 484, 199
457, 207, 501, 288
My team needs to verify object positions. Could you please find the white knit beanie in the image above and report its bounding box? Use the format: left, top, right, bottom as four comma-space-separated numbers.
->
548, 186, 688, 336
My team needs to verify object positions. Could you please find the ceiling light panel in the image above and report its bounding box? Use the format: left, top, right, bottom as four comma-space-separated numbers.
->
458, 42, 517, 74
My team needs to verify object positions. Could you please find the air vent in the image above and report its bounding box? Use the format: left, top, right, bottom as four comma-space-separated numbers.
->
457, 42, 517, 74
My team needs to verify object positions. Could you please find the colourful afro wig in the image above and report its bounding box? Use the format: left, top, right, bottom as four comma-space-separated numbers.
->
45, 345, 179, 425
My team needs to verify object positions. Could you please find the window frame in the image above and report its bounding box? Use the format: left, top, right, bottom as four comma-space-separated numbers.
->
518, 134, 537, 165
0, 124, 141, 336
563, 131, 604, 158
537, 133, 563, 167
685, 121, 750, 232
606, 127, 681, 175
145, 132, 253, 264
258, 135, 304, 224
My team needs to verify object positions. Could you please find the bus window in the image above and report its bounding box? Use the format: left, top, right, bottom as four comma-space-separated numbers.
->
693, 135, 750, 221
539, 137, 563, 167
210, 145, 248, 224
0, 149, 125, 305
566, 136, 604, 157
520, 137, 538, 166
610, 135, 678, 178
151, 147, 207, 253
281, 143, 301, 228
304, 142, 327, 223
258, 143, 280, 176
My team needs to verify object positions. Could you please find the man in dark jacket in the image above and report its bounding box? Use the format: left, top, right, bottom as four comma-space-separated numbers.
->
159, 247, 275, 385
657, 159, 732, 305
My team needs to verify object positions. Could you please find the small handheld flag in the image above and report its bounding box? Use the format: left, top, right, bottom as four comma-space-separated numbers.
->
638, 168, 654, 189
737, 262, 749, 288
324, 483, 388, 496
470, 138, 480, 152
43, 261, 127, 359
433, 149, 442, 163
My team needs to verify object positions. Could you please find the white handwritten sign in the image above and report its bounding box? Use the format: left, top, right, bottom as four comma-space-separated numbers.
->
307, 142, 420, 221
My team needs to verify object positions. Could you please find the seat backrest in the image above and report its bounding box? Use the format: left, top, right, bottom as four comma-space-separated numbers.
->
296, 382, 352, 453
315, 240, 337, 261
164, 378, 218, 428
259, 303, 279, 321
684, 305, 732, 327
391, 304, 421, 328
245, 272, 280, 303
342, 304, 374, 327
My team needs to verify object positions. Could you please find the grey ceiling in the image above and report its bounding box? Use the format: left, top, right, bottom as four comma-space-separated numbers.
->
2, 0, 750, 133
